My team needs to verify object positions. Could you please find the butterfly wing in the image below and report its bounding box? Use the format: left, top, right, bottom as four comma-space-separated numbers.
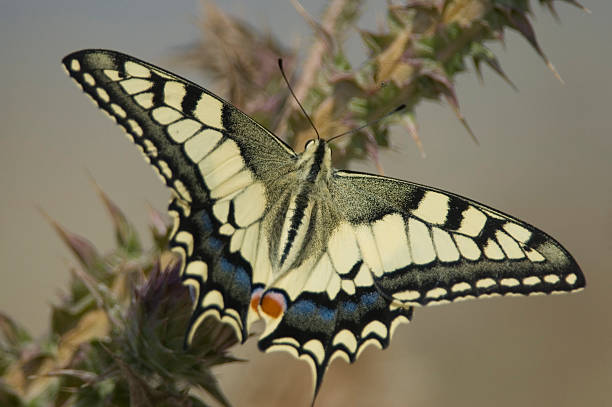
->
257, 168, 584, 396
62, 49, 297, 342
330, 170, 584, 303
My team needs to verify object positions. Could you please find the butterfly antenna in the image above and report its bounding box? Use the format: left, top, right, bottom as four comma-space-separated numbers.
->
278, 58, 321, 140
327, 104, 407, 143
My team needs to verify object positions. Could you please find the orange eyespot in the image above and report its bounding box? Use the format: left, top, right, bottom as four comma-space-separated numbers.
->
260, 292, 286, 319
250, 291, 262, 314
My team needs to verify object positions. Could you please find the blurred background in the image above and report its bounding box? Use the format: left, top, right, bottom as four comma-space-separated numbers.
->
1, 1, 610, 406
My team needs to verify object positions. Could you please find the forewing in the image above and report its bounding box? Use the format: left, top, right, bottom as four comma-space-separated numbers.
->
329, 169, 585, 305
62, 49, 297, 342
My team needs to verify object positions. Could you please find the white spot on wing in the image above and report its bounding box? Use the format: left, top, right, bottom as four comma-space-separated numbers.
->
426, 287, 447, 299
134, 92, 154, 109
96, 88, 110, 103
411, 191, 449, 224
198, 139, 240, 178
303, 339, 325, 365
326, 272, 342, 299
273, 337, 300, 347
456, 206, 487, 237
503, 222, 532, 244
168, 119, 202, 143
152, 106, 181, 125
303, 254, 334, 294
333, 330, 357, 353
230, 228, 245, 253
202, 290, 224, 308
212, 200, 229, 223
219, 224, 235, 235
483, 238, 505, 260
495, 230, 524, 259
354, 225, 384, 277
476, 278, 496, 288
500, 278, 520, 287
565, 273, 577, 285
240, 223, 260, 264
127, 119, 143, 136
195, 93, 224, 130
70, 59, 80, 72
394, 290, 420, 301
83, 73, 95, 86
185, 260, 208, 281
374, 213, 413, 270
523, 276, 541, 286
451, 282, 471, 292
361, 320, 388, 338
432, 227, 459, 262
124, 61, 151, 78
524, 247, 546, 262
543, 274, 560, 284
174, 180, 192, 202
110, 103, 126, 118
184, 129, 222, 163
157, 160, 173, 179
341, 280, 356, 295
210, 169, 253, 199
175, 231, 194, 256
119, 78, 152, 94
163, 81, 187, 110
454, 234, 481, 260
103, 69, 122, 81
143, 139, 158, 157
353, 263, 374, 287
328, 223, 361, 275
233, 182, 266, 227
408, 217, 435, 265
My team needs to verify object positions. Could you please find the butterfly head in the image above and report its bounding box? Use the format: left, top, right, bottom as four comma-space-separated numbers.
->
299, 138, 332, 183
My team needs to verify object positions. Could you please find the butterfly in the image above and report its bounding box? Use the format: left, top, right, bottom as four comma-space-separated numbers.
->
63, 49, 585, 398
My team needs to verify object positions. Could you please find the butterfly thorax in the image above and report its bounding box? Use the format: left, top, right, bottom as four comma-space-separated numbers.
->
271, 139, 334, 276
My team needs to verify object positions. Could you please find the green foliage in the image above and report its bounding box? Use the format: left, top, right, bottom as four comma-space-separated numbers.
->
1, 190, 237, 406
187, 0, 586, 166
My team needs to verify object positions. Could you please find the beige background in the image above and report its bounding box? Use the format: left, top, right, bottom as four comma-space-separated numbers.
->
1, 1, 610, 406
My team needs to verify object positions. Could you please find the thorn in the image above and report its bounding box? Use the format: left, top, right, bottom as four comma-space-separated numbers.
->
546, 60, 565, 85
290, 0, 334, 49
569, 0, 591, 14
444, 95, 479, 145
402, 114, 426, 158
38, 206, 100, 269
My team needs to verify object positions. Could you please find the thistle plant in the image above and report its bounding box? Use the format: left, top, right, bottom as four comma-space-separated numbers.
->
0, 1, 586, 405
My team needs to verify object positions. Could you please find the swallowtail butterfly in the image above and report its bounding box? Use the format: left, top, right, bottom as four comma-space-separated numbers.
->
63, 49, 585, 397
